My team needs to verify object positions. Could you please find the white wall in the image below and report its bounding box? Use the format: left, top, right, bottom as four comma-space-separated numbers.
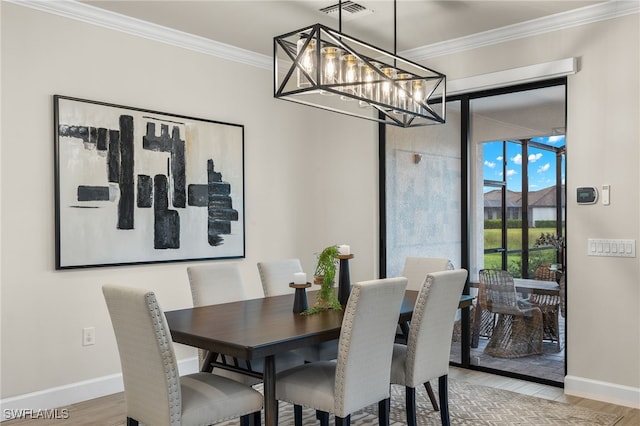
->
1, 1, 639, 411
0, 2, 378, 403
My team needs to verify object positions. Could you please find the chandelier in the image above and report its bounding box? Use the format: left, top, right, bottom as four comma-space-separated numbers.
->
273, 1, 446, 127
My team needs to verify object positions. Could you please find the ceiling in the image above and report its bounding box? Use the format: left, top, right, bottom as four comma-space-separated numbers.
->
83, 0, 604, 57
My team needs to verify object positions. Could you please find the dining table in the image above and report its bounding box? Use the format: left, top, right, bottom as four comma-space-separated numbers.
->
165, 289, 474, 426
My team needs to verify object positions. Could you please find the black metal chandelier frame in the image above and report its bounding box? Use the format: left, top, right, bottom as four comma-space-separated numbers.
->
273, 3, 446, 127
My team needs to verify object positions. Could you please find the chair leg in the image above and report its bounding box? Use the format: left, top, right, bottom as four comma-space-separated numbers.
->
335, 414, 350, 426
294, 405, 303, 426
438, 375, 451, 426
405, 387, 417, 426
253, 411, 262, 426
424, 381, 440, 411
318, 410, 330, 426
240, 414, 249, 426
126, 418, 139, 426
556, 312, 561, 351
378, 398, 390, 426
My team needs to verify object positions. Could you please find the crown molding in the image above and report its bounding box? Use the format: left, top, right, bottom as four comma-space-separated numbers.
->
402, 0, 640, 61
4, 0, 273, 70
7, 0, 640, 69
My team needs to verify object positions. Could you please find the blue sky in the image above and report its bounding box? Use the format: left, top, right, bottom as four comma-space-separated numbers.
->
483, 136, 566, 193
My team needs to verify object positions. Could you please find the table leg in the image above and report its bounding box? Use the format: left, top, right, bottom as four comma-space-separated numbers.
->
461, 305, 471, 367
264, 355, 277, 426
471, 303, 482, 348
201, 351, 215, 373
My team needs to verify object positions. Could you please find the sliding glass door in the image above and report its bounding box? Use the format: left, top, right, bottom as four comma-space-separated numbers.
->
470, 85, 567, 383
381, 79, 567, 386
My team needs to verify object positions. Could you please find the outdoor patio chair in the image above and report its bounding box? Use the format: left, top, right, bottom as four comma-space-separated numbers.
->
529, 264, 562, 351
478, 269, 543, 358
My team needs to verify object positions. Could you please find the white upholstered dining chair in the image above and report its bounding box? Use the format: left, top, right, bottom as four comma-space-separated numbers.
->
257, 258, 302, 296
390, 269, 468, 426
102, 284, 263, 426
275, 277, 408, 426
187, 263, 305, 385
398, 256, 454, 410
188, 262, 249, 306
401, 257, 453, 291
258, 258, 339, 362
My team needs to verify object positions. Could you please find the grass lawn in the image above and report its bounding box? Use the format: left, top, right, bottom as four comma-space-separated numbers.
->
484, 227, 561, 277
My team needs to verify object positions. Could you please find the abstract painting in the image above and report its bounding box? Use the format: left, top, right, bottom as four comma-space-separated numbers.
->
54, 95, 244, 269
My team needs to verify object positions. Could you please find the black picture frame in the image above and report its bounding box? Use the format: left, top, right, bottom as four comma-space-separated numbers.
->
54, 95, 245, 269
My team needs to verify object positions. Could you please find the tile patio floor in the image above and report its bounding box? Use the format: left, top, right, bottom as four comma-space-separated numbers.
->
450, 313, 566, 384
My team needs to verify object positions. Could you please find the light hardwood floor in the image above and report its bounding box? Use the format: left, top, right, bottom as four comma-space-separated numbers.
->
447, 367, 639, 425
2, 367, 638, 425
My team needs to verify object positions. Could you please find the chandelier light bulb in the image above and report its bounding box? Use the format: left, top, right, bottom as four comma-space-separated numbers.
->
412, 80, 425, 113
340, 54, 359, 100
296, 38, 316, 88
380, 67, 397, 109
359, 63, 377, 108
321, 46, 340, 88
396, 73, 412, 111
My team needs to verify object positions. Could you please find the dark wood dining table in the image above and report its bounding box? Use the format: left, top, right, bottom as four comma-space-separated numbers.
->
165, 290, 474, 426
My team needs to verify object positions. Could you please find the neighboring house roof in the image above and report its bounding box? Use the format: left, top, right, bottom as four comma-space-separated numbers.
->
484, 185, 565, 208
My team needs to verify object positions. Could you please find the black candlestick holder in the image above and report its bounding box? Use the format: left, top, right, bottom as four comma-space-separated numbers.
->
289, 282, 311, 313
337, 254, 354, 305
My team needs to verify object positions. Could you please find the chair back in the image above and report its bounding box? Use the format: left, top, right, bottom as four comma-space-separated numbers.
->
405, 269, 468, 387
257, 258, 303, 296
102, 284, 180, 425
479, 269, 525, 315
188, 262, 253, 369
401, 257, 453, 291
534, 264, 558, 282
334, 277, 408, 417
187, 262, 252, 306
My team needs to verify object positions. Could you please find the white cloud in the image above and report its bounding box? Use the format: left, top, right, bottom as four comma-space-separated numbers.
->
548, 135, 564, 145
506, 169, 517, 177
529, 153, 543, 162
511, 153, 522, 165
484, 160, 496, 168
496, 156, 503, 161
538, 163, 551, 173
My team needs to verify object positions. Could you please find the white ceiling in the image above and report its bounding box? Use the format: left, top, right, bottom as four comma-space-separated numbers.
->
83, 0, 604, 57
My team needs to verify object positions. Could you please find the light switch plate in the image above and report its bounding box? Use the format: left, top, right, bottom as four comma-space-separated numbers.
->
602, 184, 610, 205
588, 238, 635, 257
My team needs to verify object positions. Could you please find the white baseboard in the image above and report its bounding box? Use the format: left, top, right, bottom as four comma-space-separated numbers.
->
564, 375, 640, 409
0, 357, 199, 420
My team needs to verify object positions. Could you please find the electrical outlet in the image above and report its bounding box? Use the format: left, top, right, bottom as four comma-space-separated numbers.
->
83, 327, 96, 346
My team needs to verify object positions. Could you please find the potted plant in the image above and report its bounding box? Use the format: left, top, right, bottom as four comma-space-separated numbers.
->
303, 245, 342, 315
535, 232, 565, 270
